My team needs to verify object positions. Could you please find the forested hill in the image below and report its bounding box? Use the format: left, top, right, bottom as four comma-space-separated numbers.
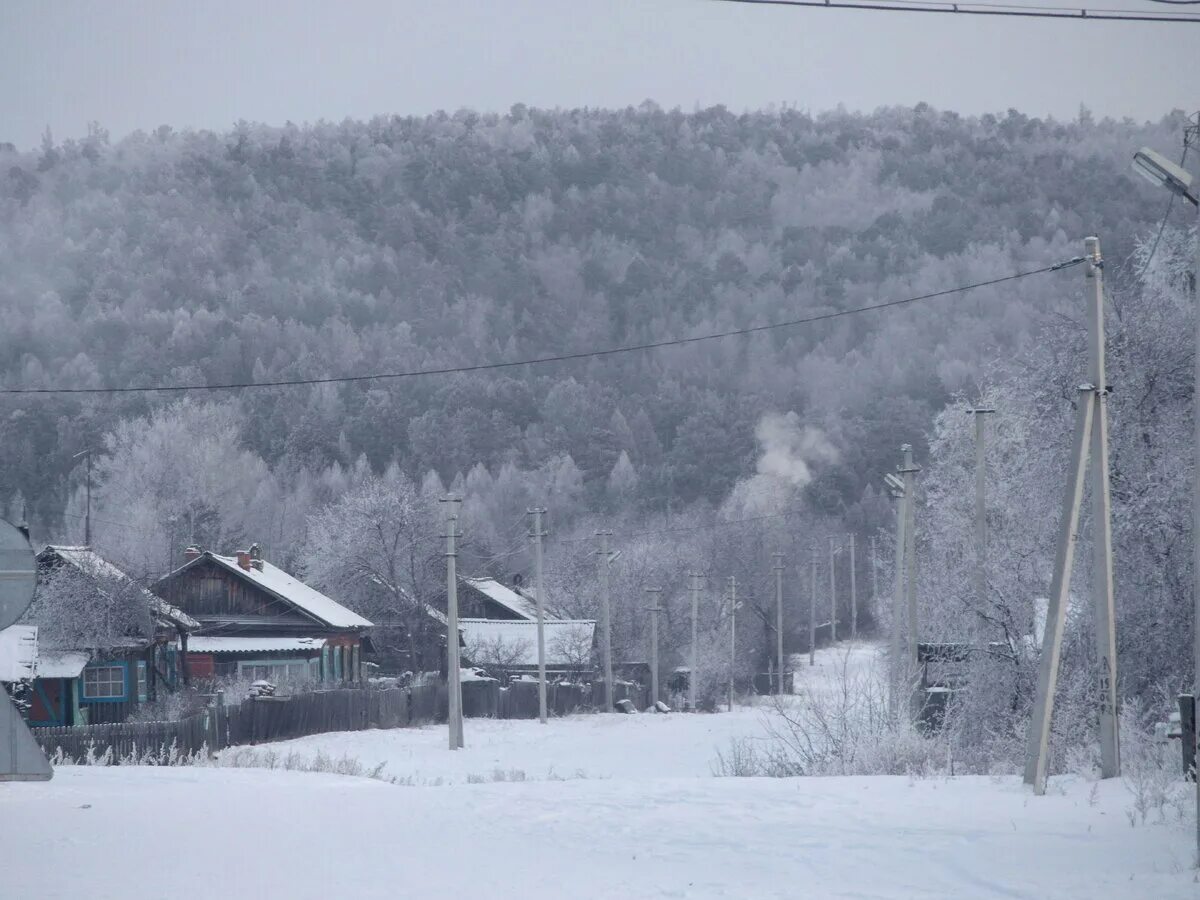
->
0, 105, 1184, 534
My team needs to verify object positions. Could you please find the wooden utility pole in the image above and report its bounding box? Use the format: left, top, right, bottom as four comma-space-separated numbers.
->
646, 588, 663, 708
828, 536, 838, 643
689, 572, 702, 711
848, 533, 857, 641
808, 546, 816, 667
1024, 236, 1120, 794
727, 576, 738, 711
900, 445, 921, 664
440, 496, 464, 750
528, 507, 549, 724
596, 530, 615, 712
773, 552, 785, 694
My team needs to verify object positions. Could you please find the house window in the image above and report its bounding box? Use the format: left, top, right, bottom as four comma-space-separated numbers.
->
237, 659, 314, 684
82, 665, 127, 701
136, 661, 149, 702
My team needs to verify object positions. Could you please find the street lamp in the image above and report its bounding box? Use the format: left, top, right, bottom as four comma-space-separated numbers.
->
1132, 148, 1198, 206
1132, 143, 1199, 860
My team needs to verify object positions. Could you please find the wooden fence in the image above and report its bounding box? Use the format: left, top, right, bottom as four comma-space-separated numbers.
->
31, 679, 652, 763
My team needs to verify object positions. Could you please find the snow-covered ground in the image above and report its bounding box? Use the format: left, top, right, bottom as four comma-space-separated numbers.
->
2, 766, 1193, 899
219, 641, 881, 785
1, 642, 1194, 899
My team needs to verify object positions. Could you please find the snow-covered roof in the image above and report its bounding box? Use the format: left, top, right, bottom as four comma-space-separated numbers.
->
463, 577, 539, 620
41, 546, 200, 631
37, 650, 90, 679
176, 636, 327, 654
195, 554, 372, 630
0, 625, 37, 681
459, 619, 595, 667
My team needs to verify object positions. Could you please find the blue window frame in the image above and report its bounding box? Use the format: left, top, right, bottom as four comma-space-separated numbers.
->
81, 662, 128, 702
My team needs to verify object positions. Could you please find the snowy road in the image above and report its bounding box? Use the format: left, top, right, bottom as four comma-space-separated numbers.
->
1, 766, 1193, 899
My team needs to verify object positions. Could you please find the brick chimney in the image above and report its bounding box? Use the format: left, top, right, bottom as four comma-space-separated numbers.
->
184, 546, 202, 562
236, 550, 252, 571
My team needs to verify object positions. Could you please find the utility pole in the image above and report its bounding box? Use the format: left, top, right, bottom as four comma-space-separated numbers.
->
870, 534, 879, 629
440, 496, 464, 750
727, 576, 738, 711
595, 530, 616, 713
772, 552, 785, 694
828, 536, 838, 643
528, 508, 549, 724
1192, 128, 1200, 861
967, 407, 996, 614
73, 448, 92, 546
900, 445, 921, 664
645, 588, 663, 708
848, 533, 857, 641
689, 572, 702, 711
1024, 236, 1120, 794
808, 546, 816, 667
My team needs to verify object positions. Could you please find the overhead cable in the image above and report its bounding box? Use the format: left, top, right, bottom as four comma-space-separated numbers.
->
0, 259, 1084, 396
707, 0, 1200, 22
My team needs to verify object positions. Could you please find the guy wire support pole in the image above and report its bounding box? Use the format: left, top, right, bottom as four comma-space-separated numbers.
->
967, 406, 996, 616
689, 572, 702, 712
900, 445, 921, 666
773, 552, 785, 694
828, 536, 838, 643
848, 533, 857, 641
728, 575, 737, 712
1024, 236, 1119, 794
440, 496, 464, 750
596, 530, 615, 713
645, 588, 663, 709
528, 507, 549, 724
808, 546, 817, 667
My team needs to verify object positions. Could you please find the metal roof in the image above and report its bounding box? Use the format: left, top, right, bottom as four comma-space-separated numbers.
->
458, 618, 595, 667
462, 577, 539, 620
176, 636, 328, 654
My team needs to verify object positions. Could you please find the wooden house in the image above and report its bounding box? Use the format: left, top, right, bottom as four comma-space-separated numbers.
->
154, 546, 373, 685
14, 546, 200, 726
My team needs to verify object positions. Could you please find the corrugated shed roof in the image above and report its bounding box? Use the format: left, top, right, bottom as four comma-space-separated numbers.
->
463, 577, 539, 620
459, 618, 595, 667
43, 546, 200, 631
204, 554, 372, 630
178, 636, 327, 654
0, 625, 37, 681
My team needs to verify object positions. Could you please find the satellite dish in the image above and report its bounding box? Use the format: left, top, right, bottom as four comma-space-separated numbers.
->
0, 518, 36, 631
0, 518, 50, 782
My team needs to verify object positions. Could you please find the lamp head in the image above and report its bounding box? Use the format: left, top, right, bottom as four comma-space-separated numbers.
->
1132, 147, 1197, 206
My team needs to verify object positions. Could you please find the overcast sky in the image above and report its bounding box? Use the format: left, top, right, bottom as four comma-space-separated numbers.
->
2, 0, 1196, 149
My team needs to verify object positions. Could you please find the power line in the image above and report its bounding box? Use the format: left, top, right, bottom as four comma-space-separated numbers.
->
1, 259, 1083, 397
559, 511, 799, 544
707, 0, 1200, 21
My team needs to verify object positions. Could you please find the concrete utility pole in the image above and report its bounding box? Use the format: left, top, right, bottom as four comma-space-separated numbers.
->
808, 546, 817, 667
828, 536, 838, 643
528, 507, 549, 724
727, 575, 738, 711
596, 530, 616, 712
440, 496, 464, 750
773, 552, 785, 694
887, 463, 907, 696
1192, 153, 1200, 859
1024, 236, 1120, 794
848, 534, 858, 641
900, 445, 921, 664
689, 572, 702, 711
967, 407, 996, 613
645, 588, 663, 708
